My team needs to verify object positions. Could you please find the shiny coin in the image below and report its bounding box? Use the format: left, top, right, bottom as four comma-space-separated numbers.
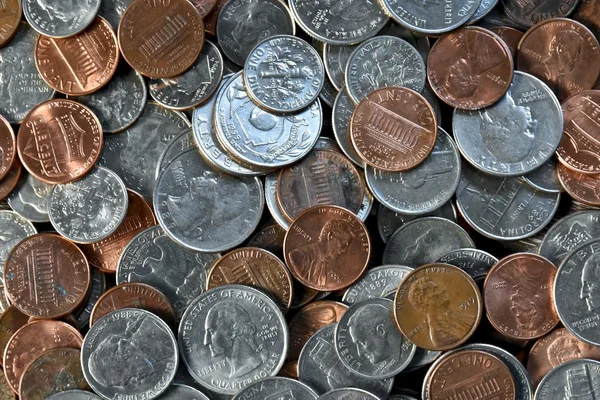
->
46, 390, 102, 400
320, 389, 379, 400
82, 309, 178, 400
0, 210, 36, 280
534, 359, 600, 400
437, 248, 498, 282
0, 306, 29, 367
7, 173, 53, 222
233, 378, 317, 400
98, 0, 133, 29
23, 0, 100, 38
0, 116, 15, 181
504, 0, 580, 28
342, 265, 413, 305
0, 163, 21, 203
490, 26, 523, 58
157, 384, 210, 400
74, 268, 106, 330
0, 0, 21, 48
557, 163, 600, 206
524, 157, 563, 193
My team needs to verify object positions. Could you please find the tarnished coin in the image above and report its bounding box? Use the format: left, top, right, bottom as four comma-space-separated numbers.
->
453, 71, 563, 176
0, 210, 36, 280
74, 268, 106, 330
524, 157, 563, 193
332, 88, 362, 166
0, 307, 28, 367
216, 0, 295, 66
484, 253, 559, 340
504, 0, 580, 28
557, 163, 600, 206
98, 0, 133, 29
7, 173, 53, 222
573, 0, 600, 38
382, 217, 474, 267
4, 233, 90, 319
345, 36, 426, 104
118, 0, 204, 78
17, 99, 103, 184
0, 0, 21, 48
320, 389, 379, 400
46, 390, 102, 400
149, 40, 224, 110
535, 359, 600, 400
394, 264, 482, 351
437, 248, 498, 282
456, 162, 561, 240
23, 0, 100, 37
202, 0, 226, 35
48, 166, 128, 244
517, 18, 600, 100
248, 222, 285, 257
178, 285, 287, 394
490, 26, 524, 58
0, 116, 15, 181
335, 298, 416, 379
343, 265, 413, 305
233, 378, 317, 400
157, 384, 210, 400
117, 225, 220, 317
82, 309, 178, 400
189, 0, 217, 17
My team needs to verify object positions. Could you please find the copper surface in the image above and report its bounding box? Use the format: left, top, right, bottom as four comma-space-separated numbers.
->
427, 26, 514, 110
189, 0, 217, 18
0, 116, 15, 181
4, 233, 91, 319
0, 307, 28, 368
17, 99, 103, 184
0, 159, 21, 201
203, 0, 227, 35
350, 86, 437, 171
278, 360, 298, 379
490, 26, 523, 59
283, 205, 371, 291
247, 222, 286, 257
0, 0, 21, 48
557, 163, 600, 206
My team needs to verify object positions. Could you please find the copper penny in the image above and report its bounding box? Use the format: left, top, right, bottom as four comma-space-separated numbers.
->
3, 320, 83, 394
426, 349, 516, 400
0, 159, 21, 201
90, 282, 176, 328
484, 253, 559, 340
573, 0, 600, 39
278, 360, 298, 379
350, 86, 437, 171
490, 26, 523, 59
34, 17, 119, 96
0, 372, 15, 400
4, 233, 91, 319
80, 190, 156, 273
557, 90, 600, 174
17, 99, 102, 184
247, 222, 286, 257
517, 18, 600, 100
276, 150, 364, 222
557, 162, 600, 206
287, 300, 347, 360
118, 0, 205, 78
189, 0, 217, 18
528, 327, 600, 388
207, 247, 293, 312
0, 307, 28, 368
203, 0, 228, 35
0, 116, 15, 181
0, 0, 21, 48
394, 263, 483, 351
283, 205, 371, 291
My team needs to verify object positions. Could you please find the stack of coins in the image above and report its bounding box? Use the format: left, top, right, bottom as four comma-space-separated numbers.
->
1, 0, 600, 399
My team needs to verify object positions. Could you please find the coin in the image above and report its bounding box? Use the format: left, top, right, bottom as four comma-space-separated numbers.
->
468, 0, 500, 23
0, 210, 37, 281
342, 265, 412, 305
0, 307, 28, 367
265, 172, 290, 229
321, 389, 379, 400
524, 157, 563, 193
98, 0, 133, 29
504, 0, 579, 27
235, 377, 318, 400
156, 383, 210, 400
247, 222, 286, 257
7, 173, 53, 222
573, 0, 600, 38
437, 248, 498, 282
46, 390, 101, 400
82, 308, 178, 400
203, 0, 227, 35
557, 163, 600, 206
490, 26, 523, 58
0, 0, 21, 48
0, 117, 15, 181
0, 160, 22, 201
394, 263, 482, 351
23, 0, 100, 38
324, 44, 356, 92
17, 99, 102, 184
0, 373, 15, 400
535, 359, 600, 400
156, 131, 196, 179
332, 88, 363, 166
74, 268, 106, 330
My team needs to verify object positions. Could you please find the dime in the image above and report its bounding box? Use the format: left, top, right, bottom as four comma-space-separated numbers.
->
82, 309, 178, 400
216, 0, 295, 66
0, 0, 21, 48
149, 40, 224, 110
524, 157, 563, 193
0, 116, 15, 181
7, 173, 53, 222
74, 268, 106, 330
23, 0, 100, 37
436, 248, 498, 282
98, 0, 133, 29
244, 35, 324, 113
557, 163, 600, 206
535, 359, 600, 400
203, 0, 227, 35
504, 0, 579, 27
324, 44, 356, 91
0, 160, 22, 201
233, 378, 317, 400
17, 99, 102, 184
178, 285, 288, 394
394, 264, 482, 351
382, 217, 474, 267
283, 205, 370, 291
157, 384, 210, 400
0, 210, 36, 282
46, 390, 102, 400
335, 298, 416, 379
266, 172, 291, 230
0, 307, 28, 367
116, 225, 220, 317
342, 265, 412, 305
517, 18, 600, 100
48, 166, 128, 244
489, 26, 523, 58
345, 36, 426, 104
320, 389, 379, 400
332, 88, 363, 166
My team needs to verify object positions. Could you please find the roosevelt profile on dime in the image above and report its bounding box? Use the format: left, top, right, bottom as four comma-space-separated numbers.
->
581, 253, 600, 312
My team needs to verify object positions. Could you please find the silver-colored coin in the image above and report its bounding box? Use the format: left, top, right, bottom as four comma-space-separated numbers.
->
0, 23, 55, 124
405, 347, 442, 371
233, 378, 318, 400
378, 21, 431, 62
46, 390, 103, 400
436, 248, 498, 281
215, 72, 322, 169
345, 36, 426, 104
380, 0, 481, 34
319, 388, 380, 400
503, 0, 579, 28
456, 161, 561, 241
265, 172, 290, 230
23, 0, 100, 37
539, 210, 600, 267
389, 396, 418, 400
178, 285, 288, 394
7, 172, 54, 223
319, 78, 338, 108
149, 40, 224, 111
156, 132, 195, 179
289, 0, 388, 45
298, 325, 393, 397
154, 149, 264, 252
48, 166, 128, 244
98, 0, 133, 29
554, 238, 600, 346
342, 265, 413, 305
335, 298, 416, 379
453, 71, 563, 177
365, 128, 460, 215
81, 308, 179, 400
75, 268, 106, 330
332, 88, 363, 166
0, 210, 37, 284
216, 0, 295, 66
70, 67, 147, 134
324, 44, 357, 91
523, 157, 563, 193
117, 225, 220, 317
382, 217, 474, 266
244, 35, 324, 113
157, 384, 210, 400
467, 0, 500, 24
98, 102, 192, 202
534, 359, 600, 400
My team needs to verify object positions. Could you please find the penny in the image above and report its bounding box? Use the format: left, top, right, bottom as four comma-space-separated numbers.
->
247, 222, 286, 257
0, 0, 21, 48
284, 205, 370, 291
202, 0, 227, 35
535, 359, 600, 399
0, 117, 15, 182
7, 173, 53, 223
98, 0, 133, 29
3, 320, 83, 394
394, 263, 482, 351
342, 265, 413, 305
489, 26, 523, 58
524, 157, 563, 193
557, 163, 600, 206
0, 307, 28, 367
17, 99, 102, 184
23, 0, 100, 38
0, 210, 37, 283
0, 159, 22, 201
332, 88, 362, 166
207, 247, 293, 312
46, 390, 101, 400
82, 308, 178, 400
517, 18, 600, 100
189, 0, 217, 17
504, 0, 580, 27
233, 377, 317, 400
279, 361, 299, 379
437, 248, 498, 282
73, 268, 105, 330
19, 348, 87, 399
